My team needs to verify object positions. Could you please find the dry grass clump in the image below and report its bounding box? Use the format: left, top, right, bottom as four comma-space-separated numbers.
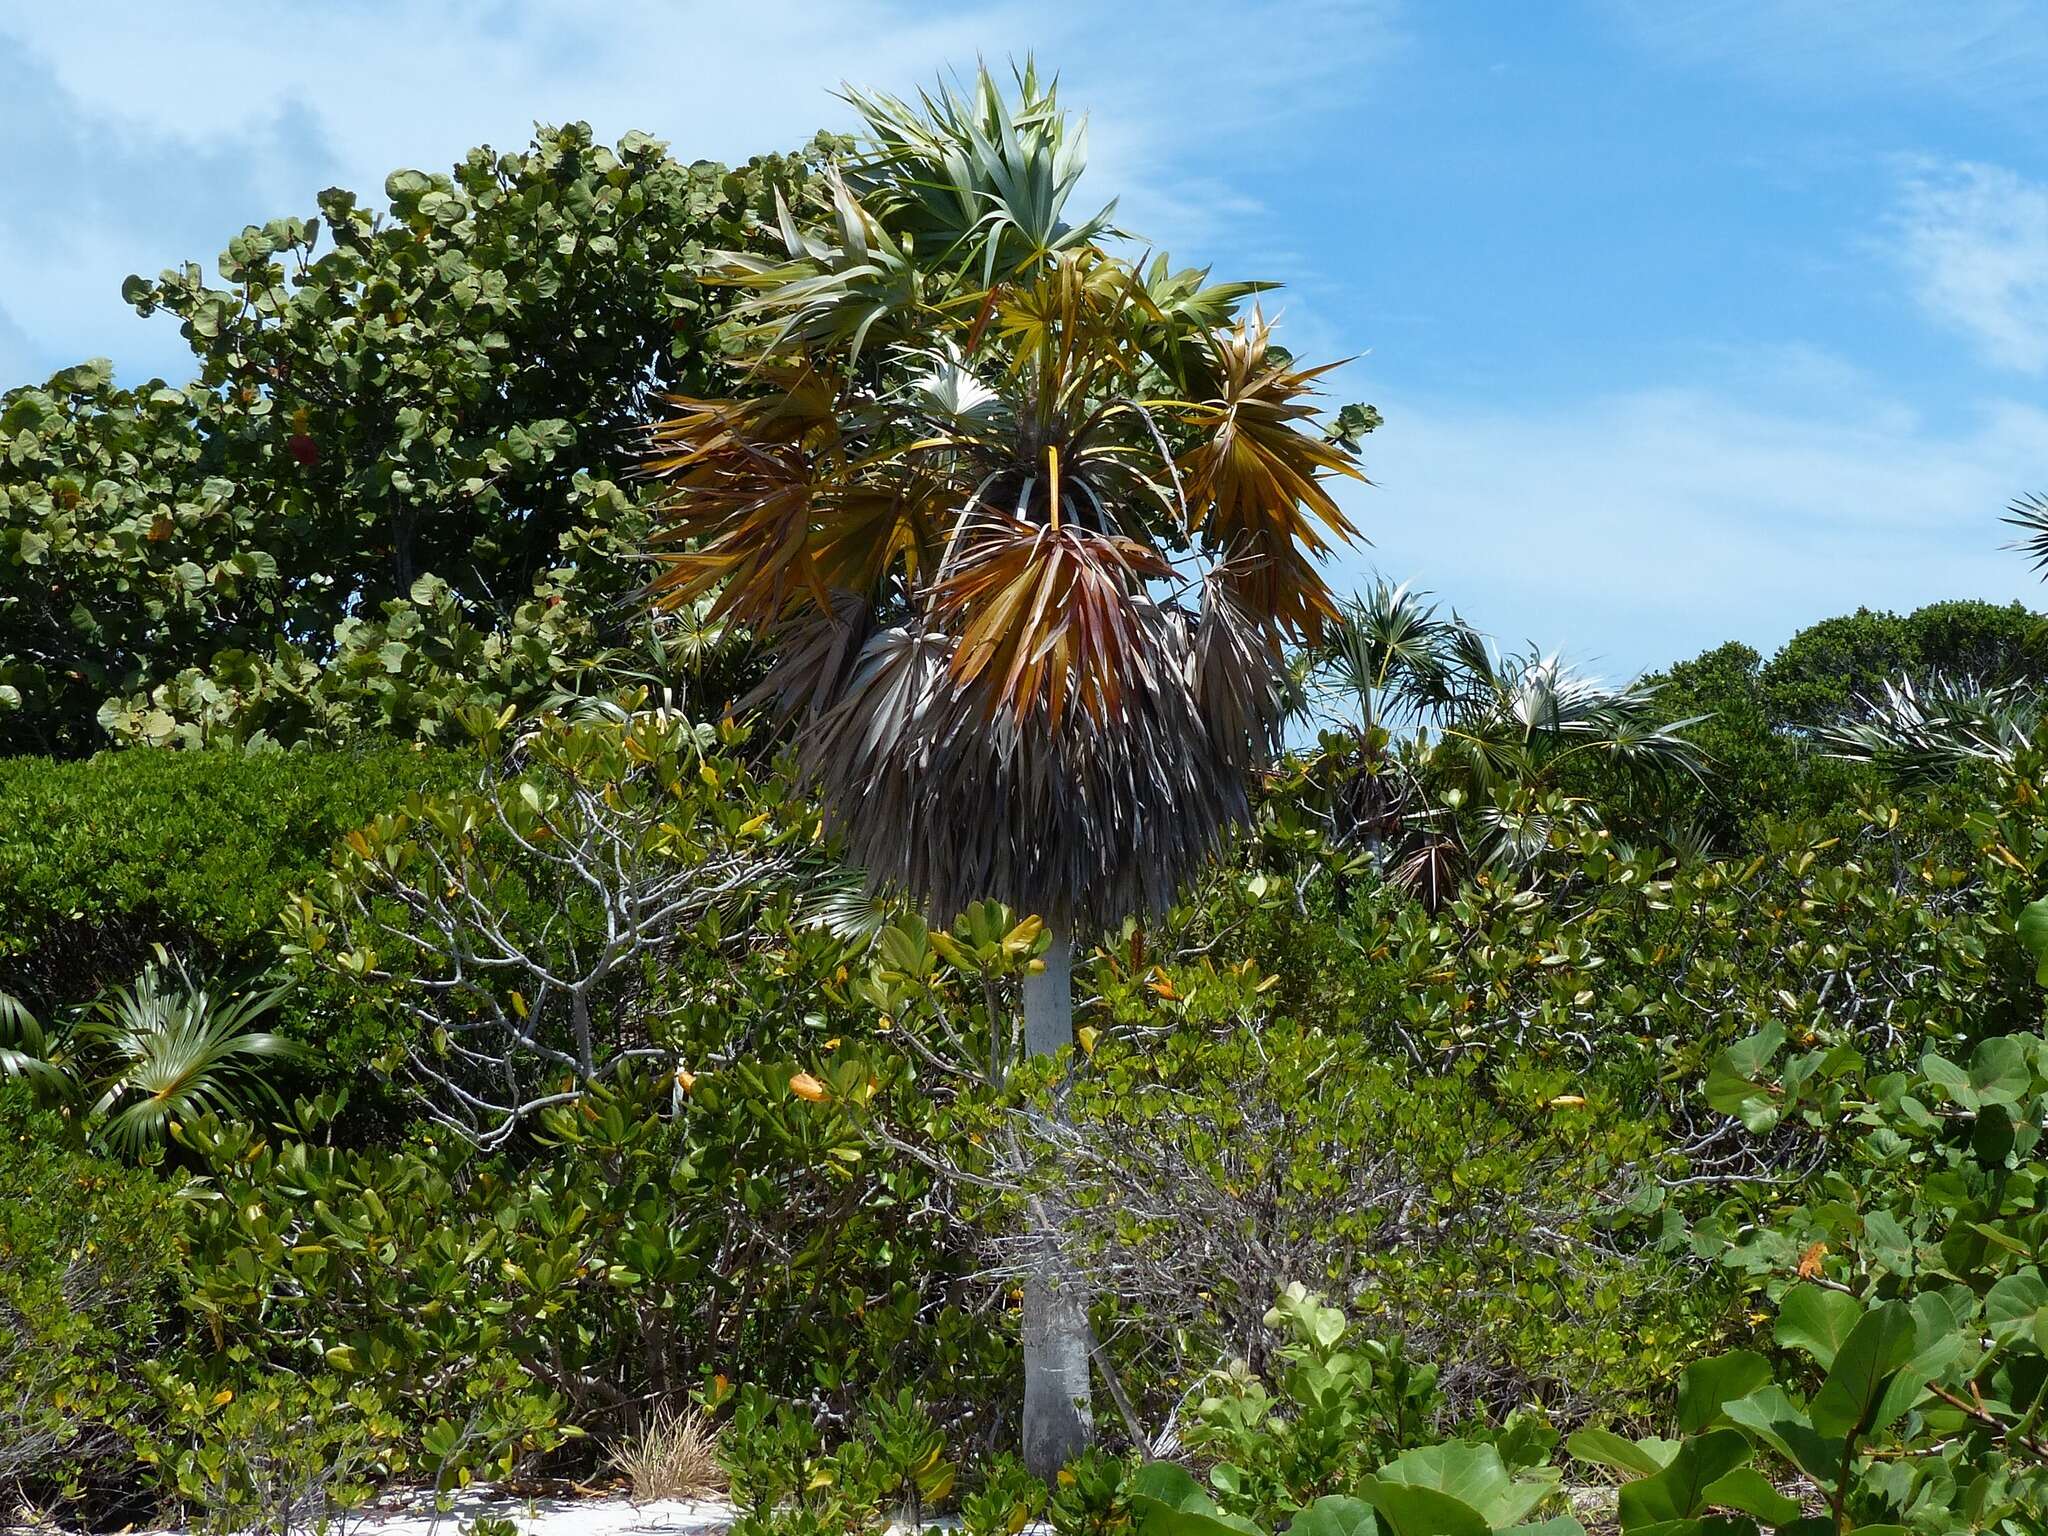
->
605, 1405, 724, 1504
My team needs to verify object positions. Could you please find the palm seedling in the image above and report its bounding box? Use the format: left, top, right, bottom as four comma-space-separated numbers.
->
72, 955, 298, 1155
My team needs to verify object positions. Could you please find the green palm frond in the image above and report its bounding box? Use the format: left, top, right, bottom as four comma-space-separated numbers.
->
799, 871, 907, 946
718, 172, 927, 366
2002, 492, 2048, 578
0, 988, 72, 1099
1312, 579, 1479, 736
75, 956, 299, 1155
1820, 673, 2039, 782
842, 59, 1118, 285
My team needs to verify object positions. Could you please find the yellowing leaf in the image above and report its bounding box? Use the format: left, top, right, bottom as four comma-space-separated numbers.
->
789, 1072, 829, 1103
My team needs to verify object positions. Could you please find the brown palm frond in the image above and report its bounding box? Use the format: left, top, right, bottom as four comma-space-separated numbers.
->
1188, 567, 1289, 779
810, 475, 949, 593
933, 512, 1172, 731
644, 365, 839, 470
644, 370, 845, 624
1178, 313, 1365, 636
644, 444, 828, 626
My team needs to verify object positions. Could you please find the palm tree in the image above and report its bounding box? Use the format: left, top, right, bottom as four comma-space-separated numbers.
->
1304, 582, 1703, 903
643, 64, 1367, 1474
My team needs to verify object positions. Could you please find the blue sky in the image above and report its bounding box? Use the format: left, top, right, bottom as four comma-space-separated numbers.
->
3, 1, 2045, 676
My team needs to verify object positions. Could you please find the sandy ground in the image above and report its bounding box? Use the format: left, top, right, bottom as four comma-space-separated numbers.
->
278, 1489, 998, 1536
315, 1492, 737, 1536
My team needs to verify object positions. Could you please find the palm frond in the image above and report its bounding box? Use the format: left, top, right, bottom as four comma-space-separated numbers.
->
934, 514, 1173, 731
2002, 492, 2048, 578
1177, 313, 1365, 638
842, 59, 1118, 285
1314, 579, 1478, 735
1820, 673, 2039, 782
0, 989, 72, 1099
75, 957, 299, 1155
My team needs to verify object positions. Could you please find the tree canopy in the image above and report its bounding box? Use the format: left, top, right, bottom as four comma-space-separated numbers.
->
0, 123, 836, 754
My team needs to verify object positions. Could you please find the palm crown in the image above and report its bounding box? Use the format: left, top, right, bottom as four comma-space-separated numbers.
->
646, 65, 1366, 931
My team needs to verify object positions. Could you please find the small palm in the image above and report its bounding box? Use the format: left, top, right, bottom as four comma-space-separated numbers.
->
74, 957, 297, 1154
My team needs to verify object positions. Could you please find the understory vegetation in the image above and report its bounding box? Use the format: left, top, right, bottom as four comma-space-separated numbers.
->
5, 64, 2048, 1536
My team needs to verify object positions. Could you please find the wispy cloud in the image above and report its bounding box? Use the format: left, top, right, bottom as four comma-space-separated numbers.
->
1342, 367, 2048, 676
1891, 159, 2048, 374
1604, 0, 2048, 107
0, 0, 1397, 383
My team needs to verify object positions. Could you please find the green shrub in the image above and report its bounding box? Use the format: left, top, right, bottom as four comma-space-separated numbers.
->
0, 1085, 178, 1513
0, 744, 471, 1080
167, 1064, 1003, 1479
1027, 1018, 1723, 1429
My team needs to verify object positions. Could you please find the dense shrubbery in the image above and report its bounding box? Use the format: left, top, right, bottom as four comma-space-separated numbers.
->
7, 59, 2048, 1536
0, 123, 813, 755
0, 1089, 180, 1514
0, 743, 469, 1083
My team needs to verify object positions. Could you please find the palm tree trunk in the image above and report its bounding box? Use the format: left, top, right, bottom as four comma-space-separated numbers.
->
1020, 930, 1093, 1480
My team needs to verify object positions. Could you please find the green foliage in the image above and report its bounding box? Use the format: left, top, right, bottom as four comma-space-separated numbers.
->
1562, 915, 2048, 1533
1029, 1009, 1701, 1428
1299, 580, 1705, 904
166, 1052, 1002, 1479
1629, 600, 2046, 847
960, 1452, 1051, 1536
0, 1086, 178, 1508
141, 1373, 396, 1536
1128, 1309, 1573, 1536
0, 955, 300, 1154
283, 707, 813, 1143
1177, 1285, 1447, 1528
1761, 601, 2044, 728
1, 124, 830, 754
719, 1383, 960, 1536
0, 742, 468, 1021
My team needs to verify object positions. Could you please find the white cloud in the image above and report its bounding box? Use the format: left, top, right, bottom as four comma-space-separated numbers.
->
0, 0, 1399, 382
1892, 159, 2048, 374
1337, 372, 2048, 676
